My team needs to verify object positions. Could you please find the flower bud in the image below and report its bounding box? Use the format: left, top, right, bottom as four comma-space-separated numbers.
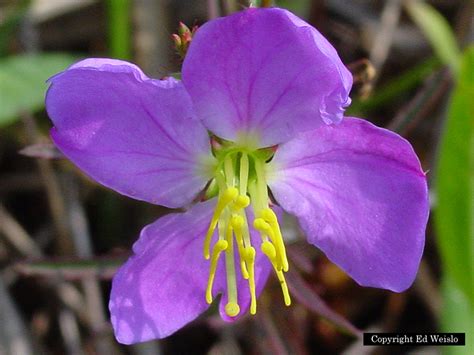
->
172, 22, 198, 60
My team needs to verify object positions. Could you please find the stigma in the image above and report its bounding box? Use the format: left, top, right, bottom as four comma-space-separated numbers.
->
203, 148, 291, 317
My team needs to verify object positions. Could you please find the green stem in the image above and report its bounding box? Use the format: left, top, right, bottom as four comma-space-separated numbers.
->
107, 0, 131, 60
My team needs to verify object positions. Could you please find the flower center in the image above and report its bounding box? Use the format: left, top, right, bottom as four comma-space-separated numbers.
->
204, 147, 291, 317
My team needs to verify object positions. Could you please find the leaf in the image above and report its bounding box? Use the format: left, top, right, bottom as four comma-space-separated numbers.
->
169, 72, 182, 80
0, 53, 76, 127
285, 268, 362, 337
434, 46, 474, 308
275, 0, 310, 17
440, 276, 473, 355
406, 0, 460, 74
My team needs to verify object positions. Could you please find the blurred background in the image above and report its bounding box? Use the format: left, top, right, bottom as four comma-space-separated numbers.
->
0, 0, 472, 354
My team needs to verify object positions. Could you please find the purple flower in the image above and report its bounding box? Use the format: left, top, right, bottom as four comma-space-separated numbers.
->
45, 7, 429, 344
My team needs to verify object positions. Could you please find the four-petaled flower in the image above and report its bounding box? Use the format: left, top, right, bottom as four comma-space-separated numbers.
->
46, 7, 429, 344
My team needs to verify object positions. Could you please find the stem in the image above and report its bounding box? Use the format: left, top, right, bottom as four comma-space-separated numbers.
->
107, 0, 131, 60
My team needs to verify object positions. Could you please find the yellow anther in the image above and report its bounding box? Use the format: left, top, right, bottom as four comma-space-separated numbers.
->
244, 246, 256, 262
231, 215, 249, 279
205, 239, 228, 304
231, 215, 244, 230
244, 246, 257, 315
203, 187, 239, 259
225, 302, 240, 317
260, 208, 289, 272
253, 218, 273, 237
261, 241, 277, 262
253, 218, 266, 232
260, 208, 277, 223
254, 218, 285, 271
232, 195, 250, 210
215, 239, 228, 252
223, 187, 239, 201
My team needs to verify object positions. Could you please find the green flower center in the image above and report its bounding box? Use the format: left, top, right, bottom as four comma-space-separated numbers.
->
204, 144, 290, 317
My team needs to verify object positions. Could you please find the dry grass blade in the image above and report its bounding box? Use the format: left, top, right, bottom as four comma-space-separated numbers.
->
387, 69, 451, 134
19, 143, 64, 159
0, 203, 42, 257
0, 278, 35, 355
15, 257, 122, 281
22, 112, 74, 254
369, 0, 402, 83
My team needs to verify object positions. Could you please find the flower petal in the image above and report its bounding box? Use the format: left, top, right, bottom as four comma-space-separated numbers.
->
109, 199, 271, 343
268, 118, 429, 292
46, 58, 213, 208
182, 7, 352, 147
110, 201, 213, 344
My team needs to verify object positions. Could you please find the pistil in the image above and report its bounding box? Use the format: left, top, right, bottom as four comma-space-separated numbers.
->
224, 214, 240, 316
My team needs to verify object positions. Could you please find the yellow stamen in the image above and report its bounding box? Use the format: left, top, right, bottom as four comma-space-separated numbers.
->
276, 269, 291, 306
232, 195, 250, 211
224, 154, 236, 186
205, 239, 228, 304
239, 210, 252, 245
244, 246, 257, 314
247, 180, 260, 213
254, 158, 269, 211
253, 218, 284, 271
232, 214, 257, 314
203, 148, 291, 317
231, 215, 249, 279
239, 153, 249, 195
260, 208, 289, 272
261, 240, 277, 264
261, 241, 291, 306
203, 187, 238, 259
